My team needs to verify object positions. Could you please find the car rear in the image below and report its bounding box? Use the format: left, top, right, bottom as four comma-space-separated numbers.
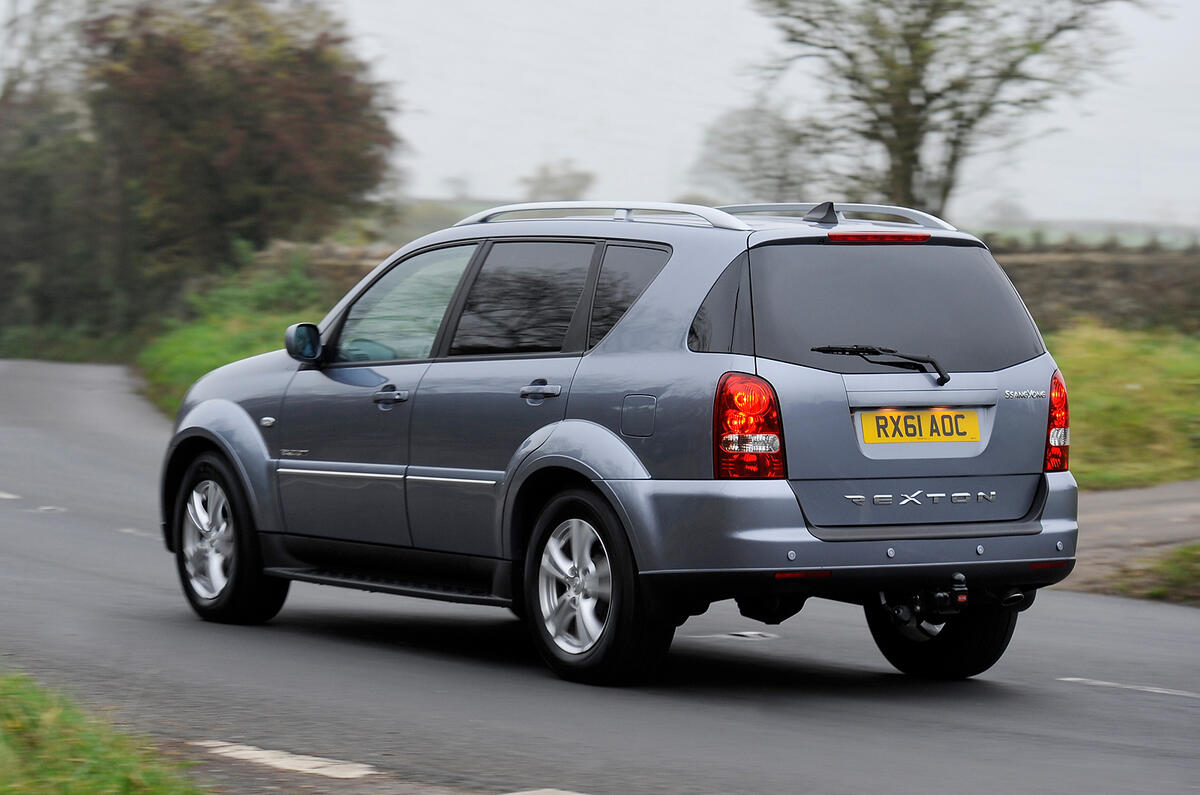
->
746, 231, 1067, 537
630, 221, 1076, 628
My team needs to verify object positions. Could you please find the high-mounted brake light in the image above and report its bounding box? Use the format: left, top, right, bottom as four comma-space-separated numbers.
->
827, 232, 931, 244
1044, 370, 1070, 472
714, 372, 786, 478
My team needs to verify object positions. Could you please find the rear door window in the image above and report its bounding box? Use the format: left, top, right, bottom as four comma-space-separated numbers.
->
448, 241, 595, 356
750, 243, 1043, 373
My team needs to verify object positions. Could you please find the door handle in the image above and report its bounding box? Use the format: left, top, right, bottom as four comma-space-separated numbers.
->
372, 387, 409, 404
519, 384, 562, 399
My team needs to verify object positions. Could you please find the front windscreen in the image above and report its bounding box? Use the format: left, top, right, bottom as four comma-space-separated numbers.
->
750, 243, 1044, 373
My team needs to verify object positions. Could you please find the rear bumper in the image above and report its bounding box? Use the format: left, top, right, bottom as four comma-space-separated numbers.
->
639, 559, 1073, 615
599, 471, 1077, 601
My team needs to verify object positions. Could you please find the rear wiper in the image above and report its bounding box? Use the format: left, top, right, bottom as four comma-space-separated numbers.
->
811, 344, 950, 386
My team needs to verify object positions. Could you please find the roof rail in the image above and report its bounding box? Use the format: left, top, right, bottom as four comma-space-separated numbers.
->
455, 201, 752, 231
717, 203, 956, 231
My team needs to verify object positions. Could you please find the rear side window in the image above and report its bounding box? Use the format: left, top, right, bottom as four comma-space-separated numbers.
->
449, 241, 594, 356
750, 243, 1043, 373
689, 253, 754, 355
588, 244, 671, 347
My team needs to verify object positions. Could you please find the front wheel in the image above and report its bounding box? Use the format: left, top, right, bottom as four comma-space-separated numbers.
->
523, 489, 673, 684
864, 602, 1018, 680
174, 453, 289, 624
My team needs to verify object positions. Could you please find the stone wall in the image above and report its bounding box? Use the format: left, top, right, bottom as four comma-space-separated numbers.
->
996, 250, 1200, 333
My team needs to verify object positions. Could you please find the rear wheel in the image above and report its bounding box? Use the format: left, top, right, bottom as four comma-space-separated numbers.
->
524, 489, 673, 684
864, 602, 1018, 679
174, 453, 289, 624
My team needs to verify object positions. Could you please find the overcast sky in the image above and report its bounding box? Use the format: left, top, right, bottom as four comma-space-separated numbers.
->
334, 1, 1199, 227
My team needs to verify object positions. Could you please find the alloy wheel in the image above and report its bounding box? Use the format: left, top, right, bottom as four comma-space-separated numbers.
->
182, 479, 235, 600
537, 517, 612, 654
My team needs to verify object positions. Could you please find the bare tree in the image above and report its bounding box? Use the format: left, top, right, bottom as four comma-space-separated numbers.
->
520, 159, 595, 201
749, 0, 1142, 215
692, 102, 837, 203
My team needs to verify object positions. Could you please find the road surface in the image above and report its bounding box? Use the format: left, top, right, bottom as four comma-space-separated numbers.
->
1, 360, 1197, 794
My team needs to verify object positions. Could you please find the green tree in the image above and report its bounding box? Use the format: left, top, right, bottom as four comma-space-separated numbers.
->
1, 0, 399, 335
0, 93, 104, 328
740, 0, 1139, 214
0, 1, 104, 329
83, 0, 397, 261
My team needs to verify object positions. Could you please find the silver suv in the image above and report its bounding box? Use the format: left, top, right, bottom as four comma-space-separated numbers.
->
160, 201, 1076, 683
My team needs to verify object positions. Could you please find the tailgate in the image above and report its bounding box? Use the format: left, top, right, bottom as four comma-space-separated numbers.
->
748, 240, 1053, 531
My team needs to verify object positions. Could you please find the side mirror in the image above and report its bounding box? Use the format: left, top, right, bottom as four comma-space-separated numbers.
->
285, 322, 323, 364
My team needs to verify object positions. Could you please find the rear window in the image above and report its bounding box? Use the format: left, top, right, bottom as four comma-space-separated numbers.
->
750, 243, 1044, 373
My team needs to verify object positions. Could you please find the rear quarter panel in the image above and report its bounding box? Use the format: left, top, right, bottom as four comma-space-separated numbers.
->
564, 228, 750, 479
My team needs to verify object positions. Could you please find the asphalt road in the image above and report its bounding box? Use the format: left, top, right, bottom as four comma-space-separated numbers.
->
1, 359, 1197, 794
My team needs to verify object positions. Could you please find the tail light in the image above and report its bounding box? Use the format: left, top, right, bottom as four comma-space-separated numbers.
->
714, 372, 786, 478
1044, 370, 1070, 472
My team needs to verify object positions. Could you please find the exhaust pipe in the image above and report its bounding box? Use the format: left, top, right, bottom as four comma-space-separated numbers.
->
999, 588, 1038, 610
1000, 589, 1027, 608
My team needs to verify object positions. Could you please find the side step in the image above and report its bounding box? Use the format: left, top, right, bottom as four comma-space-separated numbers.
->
264, 567, 511, 608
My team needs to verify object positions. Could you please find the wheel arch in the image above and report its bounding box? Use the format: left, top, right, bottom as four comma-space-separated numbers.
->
162, 434, 220, 551
500, 419, 651, 576
161, 400, 276, 552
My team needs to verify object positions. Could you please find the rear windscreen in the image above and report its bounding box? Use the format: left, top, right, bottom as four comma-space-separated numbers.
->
750, 243, 1044, 373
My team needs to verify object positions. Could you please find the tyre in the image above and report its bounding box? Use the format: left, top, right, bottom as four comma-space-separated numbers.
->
864, 602, 1018, 680
174, 453, 289, 624
523, 489, 674, 684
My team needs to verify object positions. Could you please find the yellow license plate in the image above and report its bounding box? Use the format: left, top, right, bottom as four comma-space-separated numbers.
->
861, 410, 980, 444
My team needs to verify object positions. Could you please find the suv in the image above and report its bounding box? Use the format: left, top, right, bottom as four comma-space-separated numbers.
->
160, 201, 1076, 683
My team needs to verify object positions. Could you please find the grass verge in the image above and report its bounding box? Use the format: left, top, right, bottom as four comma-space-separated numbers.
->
1114, 544, 1200, 606
1045, 321, 1200, 489
137, 254, 333, 415
0, 324, 150, 364
0, 674, 202, 793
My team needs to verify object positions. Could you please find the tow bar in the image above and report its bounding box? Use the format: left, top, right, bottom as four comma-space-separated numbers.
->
880, 573, 969, 637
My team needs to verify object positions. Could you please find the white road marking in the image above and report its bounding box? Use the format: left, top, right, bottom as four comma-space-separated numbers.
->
685, 631, 781, 640
189, 741, 380, 779
33, 505, 65, 513
1058, 677, 1200, 701
504, 790, 589, 795
116, 527, 156, 539
0, 491, 19, 500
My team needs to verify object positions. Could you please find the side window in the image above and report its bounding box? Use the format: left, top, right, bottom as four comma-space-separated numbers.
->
334, 244, 477, 363
588, 245, 671, 348
449, 241, 594, 356
688, 253, 754, 355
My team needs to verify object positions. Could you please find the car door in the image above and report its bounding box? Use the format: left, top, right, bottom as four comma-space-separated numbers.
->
406, 239, 599, 556
275, 243, 479, 546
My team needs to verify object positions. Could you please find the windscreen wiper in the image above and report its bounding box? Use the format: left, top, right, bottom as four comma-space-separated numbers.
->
811, 344, 950, 386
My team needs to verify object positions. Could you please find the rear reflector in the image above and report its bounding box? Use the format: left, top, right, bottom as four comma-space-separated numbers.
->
828, 232, 931, 244
1029, 561, 1070, 570
774, 570, 832, 579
